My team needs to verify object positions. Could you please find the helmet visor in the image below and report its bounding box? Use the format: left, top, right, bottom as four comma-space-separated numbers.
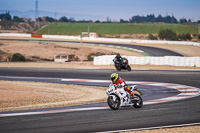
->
111, 76, 118, 82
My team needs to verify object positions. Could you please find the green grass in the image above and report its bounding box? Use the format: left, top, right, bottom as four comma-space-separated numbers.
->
36, 23, 198, 35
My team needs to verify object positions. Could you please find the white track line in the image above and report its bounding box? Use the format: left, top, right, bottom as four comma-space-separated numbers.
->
62, 78, 200, 105
95, 122, 200, 133
0, 77, 199, 117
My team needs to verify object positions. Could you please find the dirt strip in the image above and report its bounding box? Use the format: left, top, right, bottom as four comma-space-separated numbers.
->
0, 62, 199, 70
121, 125, 200, 133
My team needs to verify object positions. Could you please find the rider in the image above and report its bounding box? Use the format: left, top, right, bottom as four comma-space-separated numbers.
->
113, 53, 122, 64
110, 73, 134, 97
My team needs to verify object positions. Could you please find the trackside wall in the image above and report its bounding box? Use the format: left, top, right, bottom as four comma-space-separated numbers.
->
94, 55, 200, 67
0, 33, 200, 46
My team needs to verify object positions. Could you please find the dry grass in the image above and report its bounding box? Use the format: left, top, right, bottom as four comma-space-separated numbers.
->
0, 39, 143, 61
0, 80, 107, 112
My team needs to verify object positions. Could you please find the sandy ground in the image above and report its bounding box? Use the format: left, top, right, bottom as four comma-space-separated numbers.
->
0, 80, 107, 112
0, 40, 120, 61
0, 39, 144, 62
121, 125, 200, 133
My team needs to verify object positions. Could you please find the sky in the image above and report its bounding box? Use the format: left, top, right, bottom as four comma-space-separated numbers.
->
0, 0, 200, 21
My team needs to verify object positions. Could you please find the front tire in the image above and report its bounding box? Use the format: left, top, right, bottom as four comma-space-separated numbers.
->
132, 94, 143, 108
107, 95, 120, 110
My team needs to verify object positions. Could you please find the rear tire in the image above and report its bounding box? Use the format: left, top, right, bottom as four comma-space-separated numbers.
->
115, 65, 121, 71
107, 95, 120, 110
116, 67, 121, 71
127, 65, 131, 71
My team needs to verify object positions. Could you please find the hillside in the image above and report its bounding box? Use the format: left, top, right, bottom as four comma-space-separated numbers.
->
36, 23, 198, 38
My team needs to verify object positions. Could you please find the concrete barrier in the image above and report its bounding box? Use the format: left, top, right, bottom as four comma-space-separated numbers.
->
0, 33, 31, 37
42, 34, 80, 40
94, 55, 200, 67
0, 33, 199, 46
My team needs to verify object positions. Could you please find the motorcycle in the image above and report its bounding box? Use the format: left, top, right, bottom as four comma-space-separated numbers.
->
113, 58, 131, 71
106, 84, 143, 110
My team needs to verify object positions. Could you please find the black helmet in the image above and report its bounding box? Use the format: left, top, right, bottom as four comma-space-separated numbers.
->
117, 53, 120, 57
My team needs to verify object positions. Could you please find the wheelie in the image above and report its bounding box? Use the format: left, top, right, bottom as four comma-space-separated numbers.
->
113, 53, 131, 71
106, 73, 143, 110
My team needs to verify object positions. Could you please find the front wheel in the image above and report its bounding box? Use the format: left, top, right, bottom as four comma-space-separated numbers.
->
132, 94, 143, 108
107, 95, 120, 110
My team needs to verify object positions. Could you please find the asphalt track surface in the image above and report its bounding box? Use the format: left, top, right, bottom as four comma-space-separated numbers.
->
0, 67, 200, 133
0, 39, 184, 56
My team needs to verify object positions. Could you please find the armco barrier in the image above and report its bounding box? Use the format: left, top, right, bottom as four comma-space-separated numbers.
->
94, 55, 200, 67
0, 33, 31, 37
0, 33, 200, 46
42, 35, 80, 40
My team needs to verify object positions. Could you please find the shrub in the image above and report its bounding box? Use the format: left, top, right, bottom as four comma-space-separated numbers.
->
68, 54, 79, 61
198, 34, 200, 40
158, 29, 177, 40
12, 53, 26, 62
148, 34, 157, 40
178, 33, 192, 41
86, 52, 105, 61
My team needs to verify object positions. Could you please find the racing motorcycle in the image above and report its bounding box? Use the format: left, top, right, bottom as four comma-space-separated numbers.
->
113, 58, 131, 71
106, 84, 143, 110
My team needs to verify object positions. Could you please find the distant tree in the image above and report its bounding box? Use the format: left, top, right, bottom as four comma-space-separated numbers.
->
179, 18, 188, 23
59, 16, 68, 22
45, 16, 55, 22
145, 14, 156, 23
0, 11, 11, 20
13, 16, 24, 22
38, 17, 43, 22
164, 15, 172, 23
129, 14, 179, 23
130, 15, 144, 23
171, 16, 178, 23
156, 14, 163, 22
120, 19, 128, 23
68, 17, 76, 22
95, 20, 101, 23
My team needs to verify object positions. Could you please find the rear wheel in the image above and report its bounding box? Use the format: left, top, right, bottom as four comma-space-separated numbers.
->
107, 95, 120, 110
115, 65, 121, 71
116, 67, 121, 71
132, 94, 143, 108
127, 65, 131, 71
